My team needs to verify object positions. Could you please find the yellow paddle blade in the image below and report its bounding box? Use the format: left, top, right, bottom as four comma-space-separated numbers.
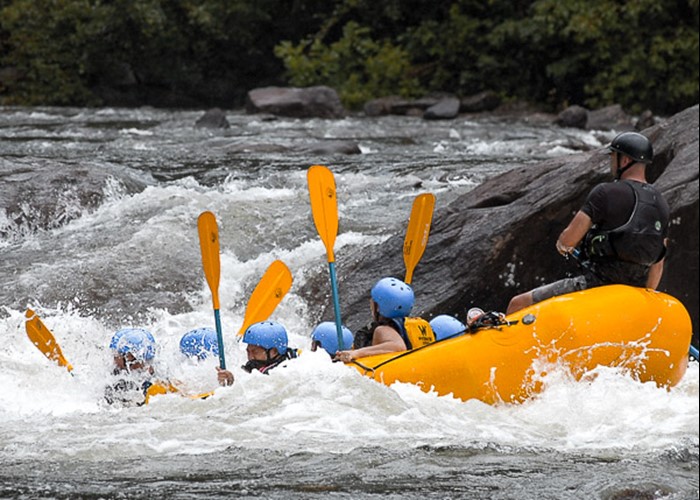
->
403, 193, 435, 285
186, 390, 215, 400
25, 309, 73, 373
237, 260, 293, 336
307, 165, 338, 262
198, 211, 221, 310
144, 381, 179, 405
143, 382, 212, 404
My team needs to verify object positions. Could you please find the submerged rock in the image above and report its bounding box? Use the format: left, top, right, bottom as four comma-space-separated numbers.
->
195, 108, 230, 129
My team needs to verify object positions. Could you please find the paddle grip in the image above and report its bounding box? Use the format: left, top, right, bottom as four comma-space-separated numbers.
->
328, 262, 346, 350
214, 308, 227, 369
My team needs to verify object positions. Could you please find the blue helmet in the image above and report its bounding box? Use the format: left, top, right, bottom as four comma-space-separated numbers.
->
243, 321, 288, 355
180, 327, 219, 359
429, 315, 466, 341
311, 321, 354, 355
371, 277, 414, 318
110, 328, 156, 361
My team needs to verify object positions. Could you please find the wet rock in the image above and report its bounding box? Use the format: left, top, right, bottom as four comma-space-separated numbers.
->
0, 161, 147, 238
363, 96, 403, 117
195, 108, 230, 129
555, 105, 589, 129
636, 110, 656, 130
245, 86, 346, 119
459, 91, 501, 113
299, 141, 362, 155
423, 97, 461, 120
221, 140, 360, 155
363, 95, 444, 116
586, 104, 635, 131
388, 97, 441, 116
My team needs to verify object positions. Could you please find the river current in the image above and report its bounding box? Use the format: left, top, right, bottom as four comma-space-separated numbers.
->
0, 106, 698, 499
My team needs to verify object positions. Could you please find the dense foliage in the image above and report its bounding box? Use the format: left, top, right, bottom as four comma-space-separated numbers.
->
1, 0, 697, 113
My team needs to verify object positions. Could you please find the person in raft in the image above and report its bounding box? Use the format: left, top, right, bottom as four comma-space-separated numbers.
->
335, 277, 434, 363
179, 327, 234, 386
217, 320, 299, 382
310, 321, 354, 357
104, 327, 159, 406
429, 314, 467, 341
507, 131, 670, 314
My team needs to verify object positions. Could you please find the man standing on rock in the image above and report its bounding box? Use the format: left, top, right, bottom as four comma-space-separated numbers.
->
506, 131, 670, 314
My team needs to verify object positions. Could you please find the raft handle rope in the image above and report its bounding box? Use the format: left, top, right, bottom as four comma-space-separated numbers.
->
466, 311, 515, 333
350, 360, 376, 377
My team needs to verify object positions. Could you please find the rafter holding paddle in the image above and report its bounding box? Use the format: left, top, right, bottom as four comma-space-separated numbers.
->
403, 193, 435, 285
307, 165, 347, 351
197, 210, 227, 370
25, 308, 73, 374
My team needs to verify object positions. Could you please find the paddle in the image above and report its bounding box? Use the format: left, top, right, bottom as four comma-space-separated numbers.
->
197, 211, 227, 370
25, 309, 74, 374
237, 259, 293, 337
307, 165, 346, 351
144, 382, 214, 404
403, 193, 435, 285
24, 310, 213, 404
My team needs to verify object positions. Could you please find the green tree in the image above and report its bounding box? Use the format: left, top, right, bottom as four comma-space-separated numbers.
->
0, 0, 99, 104
275, 0, 698, 114
487, 0, 699, 113
0, 0, 335, 106
275, 21, 422, 108
1, 0, 697, 112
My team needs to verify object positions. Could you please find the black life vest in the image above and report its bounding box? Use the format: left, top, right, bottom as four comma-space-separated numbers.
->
582, 180, 668, 286
583, 180, 667, 266
104, 376, 153, 406
243, 348, 299, 374
353, 317, 434, 351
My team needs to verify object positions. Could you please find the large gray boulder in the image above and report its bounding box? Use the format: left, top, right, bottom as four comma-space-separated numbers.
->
423, 97, 461, 120
315, 105, 699, 344
245, 86, 345, 118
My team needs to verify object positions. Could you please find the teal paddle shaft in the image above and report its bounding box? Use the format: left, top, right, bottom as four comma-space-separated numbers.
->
214, 308, 226, 369
690, 345, 699, 360
328, 262, 345, 350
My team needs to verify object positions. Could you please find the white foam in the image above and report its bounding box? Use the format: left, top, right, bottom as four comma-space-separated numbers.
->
2, 304, 697, 461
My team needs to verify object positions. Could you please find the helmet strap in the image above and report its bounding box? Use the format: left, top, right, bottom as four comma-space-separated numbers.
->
615, 155, 635, 180
242, 351, 285, 373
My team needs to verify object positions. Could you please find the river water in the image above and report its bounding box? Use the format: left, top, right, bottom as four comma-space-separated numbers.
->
1, 106, 698, 499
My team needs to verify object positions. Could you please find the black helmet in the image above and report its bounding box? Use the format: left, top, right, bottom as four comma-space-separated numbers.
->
608, 132, 653, 164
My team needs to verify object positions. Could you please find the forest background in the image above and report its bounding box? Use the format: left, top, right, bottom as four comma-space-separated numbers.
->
0, 0, 698, 115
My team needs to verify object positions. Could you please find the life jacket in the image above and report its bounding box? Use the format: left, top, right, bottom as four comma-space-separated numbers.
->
583, 180, 667, 267
580, 181, 669, 287
104, 376, 158, 407
353, 317, 434, 351
402, 317, 435, 349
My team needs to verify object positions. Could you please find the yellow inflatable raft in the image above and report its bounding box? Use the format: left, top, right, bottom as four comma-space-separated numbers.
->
346, 285, 692, 404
